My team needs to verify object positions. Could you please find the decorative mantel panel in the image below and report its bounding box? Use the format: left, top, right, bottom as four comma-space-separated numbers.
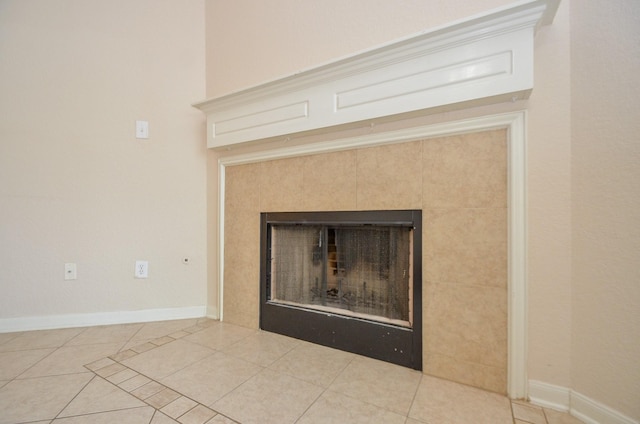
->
193, 0, 558, 149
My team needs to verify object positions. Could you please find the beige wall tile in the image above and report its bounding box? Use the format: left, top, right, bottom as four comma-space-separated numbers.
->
424, 353, 507, 395
356, 140, 423, 210
423, 130, 507, 209
223, 239, 260, 329
423, 208, 507, 287
224, 164, 261, 328
225, 164, 260, 225
302, 150, 357, 211
423, 282, 507, 378
260, 157, 305, 212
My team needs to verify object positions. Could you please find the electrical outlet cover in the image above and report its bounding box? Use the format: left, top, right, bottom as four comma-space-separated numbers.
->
135, 260, 148, 278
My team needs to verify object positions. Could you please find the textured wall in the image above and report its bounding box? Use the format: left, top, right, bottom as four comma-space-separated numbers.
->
570, 0, 640, 419
0, 0, 207, 320
205, 0, 511, 98
223, 130, 508, 393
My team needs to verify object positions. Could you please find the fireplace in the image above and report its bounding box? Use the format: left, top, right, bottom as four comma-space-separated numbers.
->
260, 210, 422, 370
196, 0, 555, 397
218, 127, 511, 393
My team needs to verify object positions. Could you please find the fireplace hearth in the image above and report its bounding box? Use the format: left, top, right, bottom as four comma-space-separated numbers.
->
260, 210, 422, 370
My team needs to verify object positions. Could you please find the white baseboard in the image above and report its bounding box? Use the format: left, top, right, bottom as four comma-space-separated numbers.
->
571, 391, 638, 424
528, 380, 638, 424
0, 306, 208, 333
529, 380, 571, 412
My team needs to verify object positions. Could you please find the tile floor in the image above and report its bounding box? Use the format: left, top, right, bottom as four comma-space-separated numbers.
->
0, 318, 584, 424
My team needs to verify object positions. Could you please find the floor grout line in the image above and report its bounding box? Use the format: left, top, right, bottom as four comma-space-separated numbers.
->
52, 373, 98, 421
83, 321, 239, 423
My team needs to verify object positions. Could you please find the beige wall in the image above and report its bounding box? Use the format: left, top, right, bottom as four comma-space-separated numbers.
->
0, 0, 207, 320
205, 0, 511, 99
570, 0, 640, 419
206, 0, 639, 420
527, 0, 573, 388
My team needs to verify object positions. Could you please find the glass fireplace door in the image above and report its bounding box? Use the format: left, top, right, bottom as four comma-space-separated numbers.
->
260, 210, 422, 370
269, 225, 413, 328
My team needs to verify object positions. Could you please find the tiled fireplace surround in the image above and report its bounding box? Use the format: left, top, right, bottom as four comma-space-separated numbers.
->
222, 128, 508, 394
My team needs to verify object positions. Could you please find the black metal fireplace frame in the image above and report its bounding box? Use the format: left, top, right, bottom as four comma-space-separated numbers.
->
260, 210, 422, 370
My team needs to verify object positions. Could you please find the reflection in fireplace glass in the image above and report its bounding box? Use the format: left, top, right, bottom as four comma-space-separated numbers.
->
269, 225, 413, 327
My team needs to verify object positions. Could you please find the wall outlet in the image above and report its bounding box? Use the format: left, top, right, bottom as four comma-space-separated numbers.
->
135, 120, 149, 139
135, 260, 148, 278
64, 263, 77, 280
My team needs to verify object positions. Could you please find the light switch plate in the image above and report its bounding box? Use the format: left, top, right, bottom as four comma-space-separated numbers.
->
64, 263, 77, 280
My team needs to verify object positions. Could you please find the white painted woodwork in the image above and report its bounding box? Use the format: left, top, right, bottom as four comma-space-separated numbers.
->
194, 0, 558, 149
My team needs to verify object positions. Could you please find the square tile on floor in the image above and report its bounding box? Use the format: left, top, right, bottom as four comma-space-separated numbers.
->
297, 390, 406, 424
409, 374, 513, 424
328, 355, 422, 415
212, 368, 323, 424
0, 373, 93, 424
268, 340, 354, 388
161, 351, 262, 406
220, 330, 300, 367
121, 338, 215, 380
57, 376, 146, 418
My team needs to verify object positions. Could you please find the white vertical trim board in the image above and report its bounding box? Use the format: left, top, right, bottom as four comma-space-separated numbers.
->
218, 161, 226, 322
0, 306, 207, 333
529, 380, 639, 424
507, 111, 528, 399
218, 111, 529, 398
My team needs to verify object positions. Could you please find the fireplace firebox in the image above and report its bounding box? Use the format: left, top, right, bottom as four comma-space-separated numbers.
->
260, 210, 422, 370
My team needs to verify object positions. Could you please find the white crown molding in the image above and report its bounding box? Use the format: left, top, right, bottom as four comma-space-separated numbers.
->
0, 306, 207, 333
194, 0, 557, 149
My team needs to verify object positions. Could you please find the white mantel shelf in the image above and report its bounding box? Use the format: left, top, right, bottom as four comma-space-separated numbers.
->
194, 0, 558, 149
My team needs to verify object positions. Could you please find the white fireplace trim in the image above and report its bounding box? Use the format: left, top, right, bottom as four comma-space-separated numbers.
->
217, 110, 528, 399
